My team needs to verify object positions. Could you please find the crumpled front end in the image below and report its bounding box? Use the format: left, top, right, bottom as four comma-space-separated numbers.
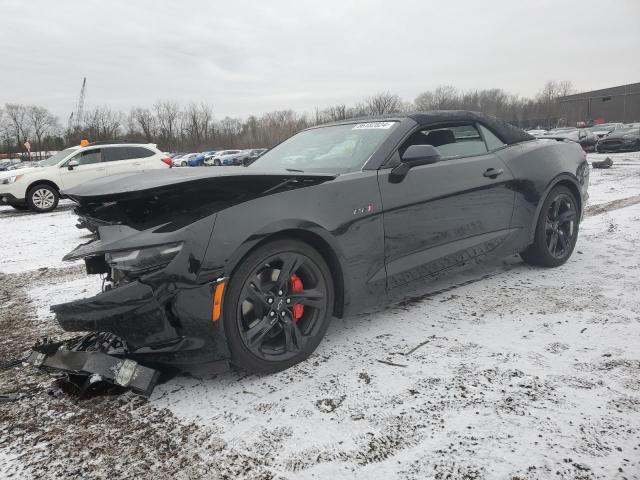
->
39, 169, 339, 393
49, 184, 233, 372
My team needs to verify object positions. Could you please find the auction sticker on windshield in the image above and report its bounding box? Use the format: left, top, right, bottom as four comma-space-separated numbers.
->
352, 122, 396, 130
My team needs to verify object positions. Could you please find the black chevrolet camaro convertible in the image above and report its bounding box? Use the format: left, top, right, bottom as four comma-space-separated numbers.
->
52, 111, 589, 375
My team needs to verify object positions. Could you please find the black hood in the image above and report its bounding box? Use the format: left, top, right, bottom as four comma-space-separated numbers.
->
66, 167, 337, 233
64, 167, 337, 203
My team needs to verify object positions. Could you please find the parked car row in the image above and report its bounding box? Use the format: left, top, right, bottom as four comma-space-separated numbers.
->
527, 122, 640, 153
0, 159, 27, 171
168, 148, 268, 167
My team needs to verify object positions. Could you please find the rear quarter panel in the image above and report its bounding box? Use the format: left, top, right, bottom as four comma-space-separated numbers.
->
497, 139, 588, 250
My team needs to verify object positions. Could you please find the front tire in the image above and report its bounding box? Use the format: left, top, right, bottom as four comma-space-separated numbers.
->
213, 159, 221, 166
223, 239, 334, 373
26, 184, 59, 213
520, 185, 579, 268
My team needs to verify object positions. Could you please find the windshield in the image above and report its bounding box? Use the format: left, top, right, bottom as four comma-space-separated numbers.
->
37, 148, 77, 166
250, 122, 398, 173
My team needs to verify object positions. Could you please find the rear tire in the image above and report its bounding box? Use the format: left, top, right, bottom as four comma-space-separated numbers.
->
26, 184, 59, 213
214, 159, 221, 166
223, 239, 334, 374
520, 185, 579, 268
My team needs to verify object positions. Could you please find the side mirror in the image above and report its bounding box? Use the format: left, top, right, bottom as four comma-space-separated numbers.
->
67, 160, 79, 171
389, 145, 442, 183
401, 144, 442, 165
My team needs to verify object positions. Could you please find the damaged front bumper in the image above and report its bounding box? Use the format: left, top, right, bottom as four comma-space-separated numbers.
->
50, 275, 231, 369
34, 186, 240, 395
26, 335, 160, 397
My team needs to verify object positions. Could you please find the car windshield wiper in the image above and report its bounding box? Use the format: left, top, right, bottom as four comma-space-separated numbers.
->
285, 168, 305, 173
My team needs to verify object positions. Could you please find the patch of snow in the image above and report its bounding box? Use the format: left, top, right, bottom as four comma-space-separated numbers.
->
586, 151, 640, 206
0, 203, 88, 274
29, 274, 103, 324
151, 203, 640, 478
0, 449, 28, 478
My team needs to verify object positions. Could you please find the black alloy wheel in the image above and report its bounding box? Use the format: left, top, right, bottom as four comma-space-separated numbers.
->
520, 185, 579, 268
544, 193, 577, 259
223, 239, 334, 373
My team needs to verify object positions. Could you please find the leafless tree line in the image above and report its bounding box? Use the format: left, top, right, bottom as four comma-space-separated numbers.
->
0, 104, 62, 159
1, 80, 575, 156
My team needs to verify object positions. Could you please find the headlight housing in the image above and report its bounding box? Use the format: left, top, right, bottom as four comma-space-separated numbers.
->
105, 242, 183, 274
1, 174, 23, 185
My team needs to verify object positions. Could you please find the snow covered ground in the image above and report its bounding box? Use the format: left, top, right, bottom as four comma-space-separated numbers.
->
0, 151, 639, 479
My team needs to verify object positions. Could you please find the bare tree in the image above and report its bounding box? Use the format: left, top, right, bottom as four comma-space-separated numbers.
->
4, 103, 32, 155
28, 106, 59, 159
364, 92, 403, 115
182, 103, 213, 149
131, 107, 157, 142
154, 101, 181, 149
83, 106, 123, 140
536, 80, 577, 127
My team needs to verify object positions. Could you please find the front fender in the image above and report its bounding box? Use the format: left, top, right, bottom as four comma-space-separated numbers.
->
224, 218, 347, 278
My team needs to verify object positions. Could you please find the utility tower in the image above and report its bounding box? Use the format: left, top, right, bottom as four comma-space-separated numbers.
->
74, 77, 87, 129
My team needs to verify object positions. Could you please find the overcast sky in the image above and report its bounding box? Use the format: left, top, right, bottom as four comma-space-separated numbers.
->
2, 0, 639, 120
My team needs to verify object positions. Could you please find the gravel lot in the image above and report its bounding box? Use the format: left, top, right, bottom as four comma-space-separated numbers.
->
1, 151, 639, 479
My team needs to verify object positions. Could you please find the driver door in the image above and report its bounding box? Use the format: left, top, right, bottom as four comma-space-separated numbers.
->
60, 148, 106, 189
378, 123, 515, 289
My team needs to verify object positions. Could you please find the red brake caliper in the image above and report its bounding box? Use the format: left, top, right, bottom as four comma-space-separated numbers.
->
289, 273, 304, 321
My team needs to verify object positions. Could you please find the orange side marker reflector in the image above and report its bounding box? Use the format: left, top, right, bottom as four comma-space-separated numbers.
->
212, 281, 226, 322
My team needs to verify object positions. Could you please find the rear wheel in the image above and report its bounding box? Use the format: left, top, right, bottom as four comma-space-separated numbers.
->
223, 239, 334, 373
213, 159, 221, 166
26, 184, 59, 213
520, 185, 579, 267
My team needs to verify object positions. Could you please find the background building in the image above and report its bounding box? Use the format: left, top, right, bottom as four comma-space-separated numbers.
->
556, 82, 640, 126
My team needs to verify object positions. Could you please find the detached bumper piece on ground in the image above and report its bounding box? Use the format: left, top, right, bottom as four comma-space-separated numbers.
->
25, 333, 160, 398
592, 157, 614, 169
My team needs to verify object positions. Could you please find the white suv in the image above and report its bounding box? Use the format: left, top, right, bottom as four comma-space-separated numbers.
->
0, 142, 172, 213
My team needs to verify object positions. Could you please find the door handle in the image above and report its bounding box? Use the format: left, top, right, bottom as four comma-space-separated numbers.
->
483, 168, 503, 179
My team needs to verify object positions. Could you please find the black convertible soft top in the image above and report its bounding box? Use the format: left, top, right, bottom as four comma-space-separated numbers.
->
324, 110, 534, 146
408, 111, 534, 145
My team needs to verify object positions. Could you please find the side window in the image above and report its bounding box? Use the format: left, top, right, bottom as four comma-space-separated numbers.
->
73, 149, 102, 165
127, 147, 155, 158
478, 124, 506, 151
102, 147, 130, 162
400, 124, 488, 159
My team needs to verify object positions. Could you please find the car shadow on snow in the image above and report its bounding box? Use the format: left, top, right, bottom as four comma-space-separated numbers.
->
153, 254, 530, 396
